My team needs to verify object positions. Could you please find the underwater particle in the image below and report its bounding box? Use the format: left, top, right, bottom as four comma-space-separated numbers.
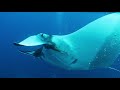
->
110, 40, 117, 47
96, 56, 98, 59
95, 48, 98, 51
104, 48, 107, 52
114, 43, 117, 45
58, 32, 62, 35
114, 33, 117, 36
104, 54, 106, 56
115, 38, 118, 41
117, 58, 120, 61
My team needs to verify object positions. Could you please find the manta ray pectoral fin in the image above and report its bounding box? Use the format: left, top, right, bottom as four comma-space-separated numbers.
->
13, 42, 25, 46
15, 34, 46, 47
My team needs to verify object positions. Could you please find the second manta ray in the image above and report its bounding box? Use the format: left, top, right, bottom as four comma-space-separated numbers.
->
14, 13, 120, 70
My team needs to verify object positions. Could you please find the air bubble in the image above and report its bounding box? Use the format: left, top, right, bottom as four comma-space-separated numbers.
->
118, 59, 120, 61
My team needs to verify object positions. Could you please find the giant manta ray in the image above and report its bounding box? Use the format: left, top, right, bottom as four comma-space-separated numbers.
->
14, 13, 120, 71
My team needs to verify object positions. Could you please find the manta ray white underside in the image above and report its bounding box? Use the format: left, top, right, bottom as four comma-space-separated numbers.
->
14, 13, 120, 70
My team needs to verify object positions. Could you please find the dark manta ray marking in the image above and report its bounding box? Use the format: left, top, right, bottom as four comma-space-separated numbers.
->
44, 43, 61, 52
71, 59, 78, 64
14, 13, 120, 71
18, 46, 45, 60
33, 47, 45, 58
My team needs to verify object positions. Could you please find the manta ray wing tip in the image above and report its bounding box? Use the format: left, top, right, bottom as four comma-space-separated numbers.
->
13, 42, 25, 46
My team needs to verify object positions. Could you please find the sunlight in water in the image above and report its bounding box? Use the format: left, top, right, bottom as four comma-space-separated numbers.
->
56, 12, 64, 35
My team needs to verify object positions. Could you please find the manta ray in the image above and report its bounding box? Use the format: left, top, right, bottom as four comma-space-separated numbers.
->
14, 13, 120, 71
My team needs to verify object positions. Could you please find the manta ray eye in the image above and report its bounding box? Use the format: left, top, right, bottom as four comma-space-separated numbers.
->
40, 33, 46, 39
41, 33, 50, 39
39, 33, 51, 42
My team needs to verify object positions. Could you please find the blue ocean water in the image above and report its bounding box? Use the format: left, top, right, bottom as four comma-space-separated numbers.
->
0, 12, 120, 78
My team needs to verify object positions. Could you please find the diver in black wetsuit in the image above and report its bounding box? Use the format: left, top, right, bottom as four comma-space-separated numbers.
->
13, 34, 61, 60
15, 42, 61, 60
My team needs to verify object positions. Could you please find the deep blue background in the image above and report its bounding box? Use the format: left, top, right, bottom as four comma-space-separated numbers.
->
0, 12, 120, 78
